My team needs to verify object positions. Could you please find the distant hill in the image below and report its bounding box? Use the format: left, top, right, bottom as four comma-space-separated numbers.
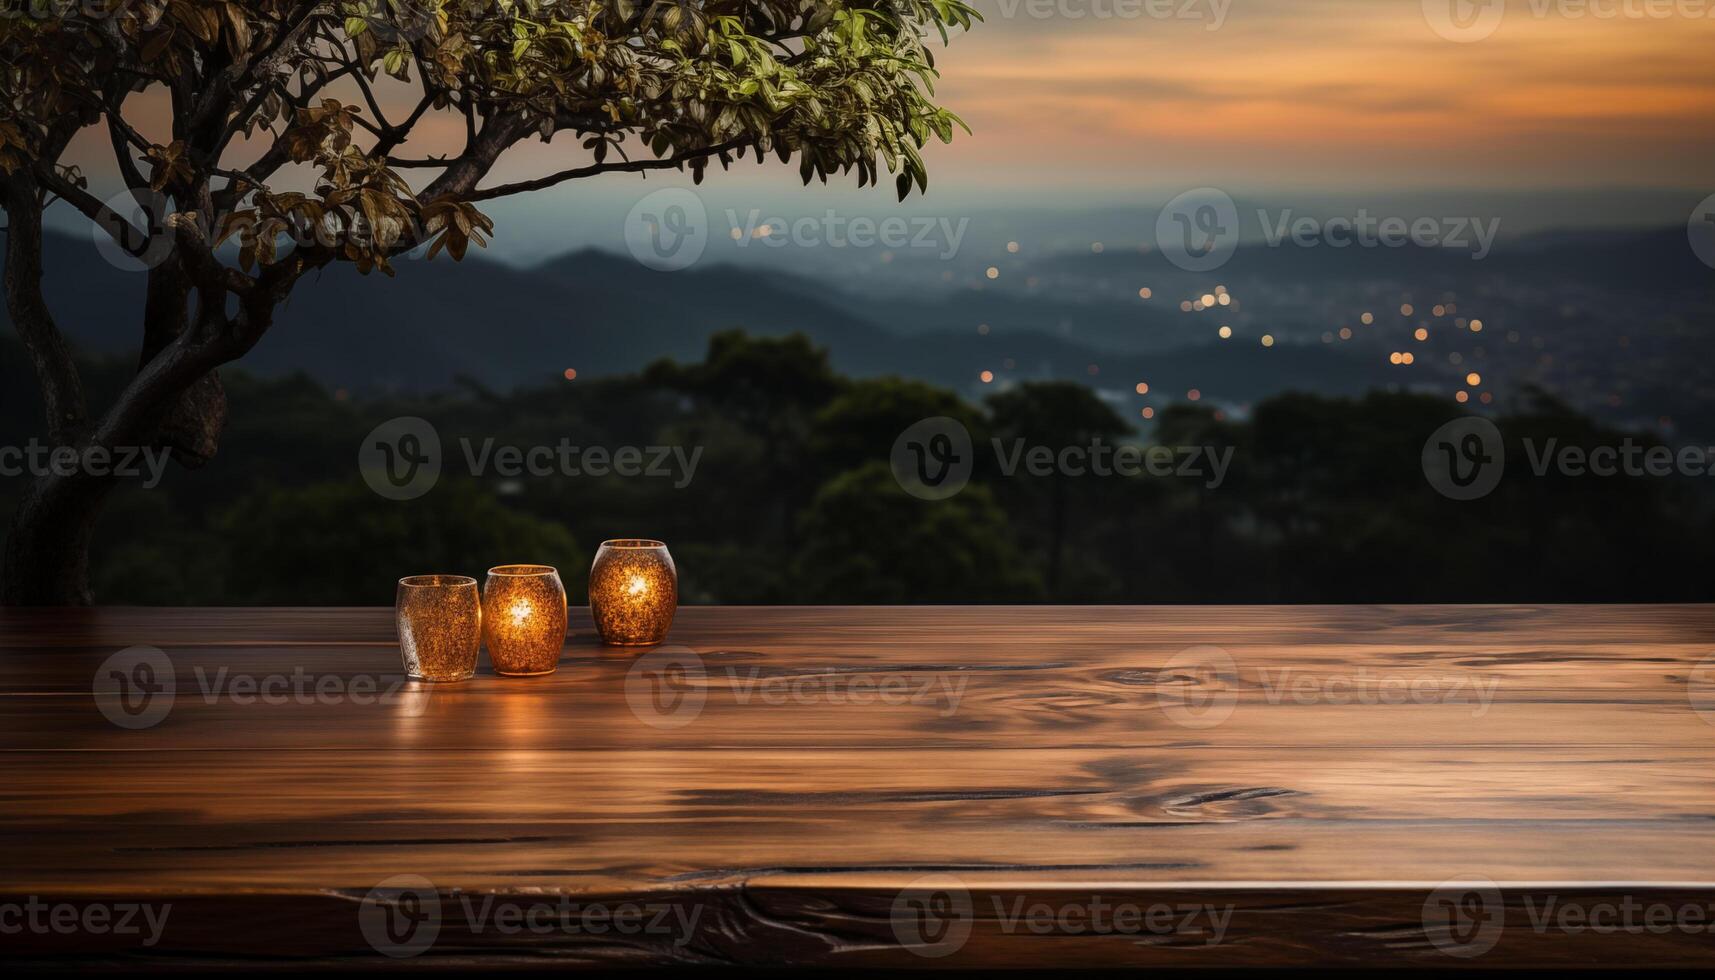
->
3, 230, 1393, 405
9, 232, 888, 390
1028, 226, 1715, 292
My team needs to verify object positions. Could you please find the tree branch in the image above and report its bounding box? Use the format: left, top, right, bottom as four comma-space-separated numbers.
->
463, 138, 754, 203
416, 110, 534, 202
30, 164, 148, 258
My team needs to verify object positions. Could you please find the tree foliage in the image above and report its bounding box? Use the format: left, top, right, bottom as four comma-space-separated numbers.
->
2, 0, 977, 274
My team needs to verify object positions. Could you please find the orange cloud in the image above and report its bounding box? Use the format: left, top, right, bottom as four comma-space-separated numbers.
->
932, 0, 1715, 189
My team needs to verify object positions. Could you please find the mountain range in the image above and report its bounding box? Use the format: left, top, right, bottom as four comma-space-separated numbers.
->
3, 226, 1709, 415
3, 229, 1395, 404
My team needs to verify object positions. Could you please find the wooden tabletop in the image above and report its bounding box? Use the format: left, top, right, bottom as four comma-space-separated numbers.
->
4, 605, 1714, 969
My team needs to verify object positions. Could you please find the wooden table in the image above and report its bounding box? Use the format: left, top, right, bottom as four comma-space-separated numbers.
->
4, 605, 1715, 969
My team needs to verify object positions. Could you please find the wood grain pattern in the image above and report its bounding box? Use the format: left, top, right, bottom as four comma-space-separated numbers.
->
3, 605, 1714, 969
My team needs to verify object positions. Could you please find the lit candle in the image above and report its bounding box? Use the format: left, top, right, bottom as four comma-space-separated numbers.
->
395, 575, 480, 682
589, 539, 677, 646
481, 565, 567, 675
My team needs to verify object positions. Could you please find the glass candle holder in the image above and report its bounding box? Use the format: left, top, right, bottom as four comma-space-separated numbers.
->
482, 565, 567, 676
396, 575, 481, 682
589, 539, 677, 646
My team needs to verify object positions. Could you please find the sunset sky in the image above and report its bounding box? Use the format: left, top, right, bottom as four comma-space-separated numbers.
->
54, 0, 1715, 256
928, 0, 1715, 192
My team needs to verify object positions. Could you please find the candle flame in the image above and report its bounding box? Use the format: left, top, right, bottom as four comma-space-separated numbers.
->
509, 597, 533, 625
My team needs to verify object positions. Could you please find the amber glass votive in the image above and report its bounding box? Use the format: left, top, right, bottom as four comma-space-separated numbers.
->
481, 565, 567, 676
396, 575, 481, 682
589, 539, 677, 646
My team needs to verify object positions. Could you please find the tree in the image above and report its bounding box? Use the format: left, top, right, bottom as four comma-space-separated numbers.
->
808, 374, 981, 473
792, 461, 1038, 601
985, 381, 1129, 595
0, 0, 978, 603
645, 330, 846, 550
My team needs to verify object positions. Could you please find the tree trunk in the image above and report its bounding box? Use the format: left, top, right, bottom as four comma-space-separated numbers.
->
1, 470, 115, 606
0, 330, 230, 605
1, 173, 102, 605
